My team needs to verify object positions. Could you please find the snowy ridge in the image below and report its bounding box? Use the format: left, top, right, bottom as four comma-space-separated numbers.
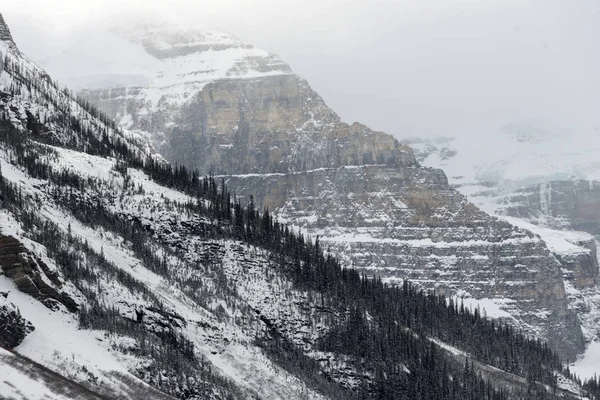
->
120, 23, 249, 51
39, 21, 293, 87
39, 21, 292, 115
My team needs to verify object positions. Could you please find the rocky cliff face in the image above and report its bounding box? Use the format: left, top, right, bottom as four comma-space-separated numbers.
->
501, 180, 600, 238
0, 236, 78, 312
490, 181, 600, 359
83, 72, 415, 175
499, 181, 600, 320
77, 24, 586, 360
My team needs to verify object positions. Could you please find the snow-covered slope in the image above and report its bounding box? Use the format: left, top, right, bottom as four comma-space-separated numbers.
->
0, 133, 332, 399
0, 14, 340, 399
41, 22, 292, 89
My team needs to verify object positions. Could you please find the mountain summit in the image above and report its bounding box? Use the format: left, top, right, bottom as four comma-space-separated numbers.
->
121, 23, 257, 57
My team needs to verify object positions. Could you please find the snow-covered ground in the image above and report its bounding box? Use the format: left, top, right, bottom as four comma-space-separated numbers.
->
499, 216, 593, 257
451, 293, 517, 320
0, 275, 133, 385
0, 348, 73, 400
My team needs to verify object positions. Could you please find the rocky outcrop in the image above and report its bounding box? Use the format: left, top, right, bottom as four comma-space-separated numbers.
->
0, 292, 34, 349
502, 180, 600, 237
0, 236, 77, 312
555, 236, 598, 290
79, 26, 586, 360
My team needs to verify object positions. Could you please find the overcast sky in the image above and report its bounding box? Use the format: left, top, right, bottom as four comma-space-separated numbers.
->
3, 0, 599, 139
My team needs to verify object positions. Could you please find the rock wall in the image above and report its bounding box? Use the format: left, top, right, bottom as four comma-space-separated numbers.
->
503, 180, 600, 237
554, 236, 598, 290
82, 75, 416, 175
0, 236, 77, 312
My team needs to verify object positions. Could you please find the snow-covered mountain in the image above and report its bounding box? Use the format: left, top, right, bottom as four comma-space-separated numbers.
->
63, 19, 600, 365
404, 124, 600, 378
35, 20, 292, 90
0, 14, 337, 399
0, 12, 596, 400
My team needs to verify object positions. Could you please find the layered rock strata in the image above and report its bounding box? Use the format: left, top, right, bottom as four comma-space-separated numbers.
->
0, 236, 77, 312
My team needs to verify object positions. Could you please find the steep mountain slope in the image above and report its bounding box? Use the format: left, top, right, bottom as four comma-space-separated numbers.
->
0, 13, 595, 400
0, 15, 331, 399
71, 21, 590, 361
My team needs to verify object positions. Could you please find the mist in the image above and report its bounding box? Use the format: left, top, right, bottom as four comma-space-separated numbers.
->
3, 0, 599, 140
